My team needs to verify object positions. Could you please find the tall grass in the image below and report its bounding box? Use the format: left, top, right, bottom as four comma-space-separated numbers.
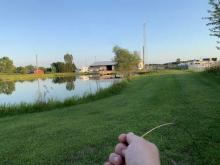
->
0, 80, 128, 117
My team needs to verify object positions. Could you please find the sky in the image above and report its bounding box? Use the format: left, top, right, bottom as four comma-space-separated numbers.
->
0, 0, 219, 68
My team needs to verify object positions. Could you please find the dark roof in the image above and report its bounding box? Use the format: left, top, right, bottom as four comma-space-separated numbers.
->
90, 61, 117, 67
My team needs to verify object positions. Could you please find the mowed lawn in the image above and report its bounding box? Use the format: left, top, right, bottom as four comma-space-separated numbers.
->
0, 71, 219, 165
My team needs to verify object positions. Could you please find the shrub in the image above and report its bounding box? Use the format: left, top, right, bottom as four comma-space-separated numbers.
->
206, 63, 220, 75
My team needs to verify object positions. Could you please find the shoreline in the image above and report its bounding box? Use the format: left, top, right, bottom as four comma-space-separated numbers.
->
0, 80, 127, 117
0, 73, 76, 81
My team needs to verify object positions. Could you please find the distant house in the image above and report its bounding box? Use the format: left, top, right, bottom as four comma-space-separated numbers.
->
163, 62, 178, 69
79, 67, 89, 73
163, 58, 218, 71
146, 64, 166, 70
177, 60, 195, 69
89, 61, 117, 75
34, 69, 44, 74
188, 58, 218, 71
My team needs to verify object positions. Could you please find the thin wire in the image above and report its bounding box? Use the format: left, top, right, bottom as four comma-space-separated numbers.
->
141, 123, 174, 138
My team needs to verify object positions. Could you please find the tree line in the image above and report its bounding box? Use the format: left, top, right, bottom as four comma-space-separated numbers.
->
0, 53, 76, 74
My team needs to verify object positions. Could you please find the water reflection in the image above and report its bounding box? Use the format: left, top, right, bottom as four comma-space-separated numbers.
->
0, 76, 119, 104
36, 79, 47, 103
52, 76, 76, 91
0, 81, 15, 95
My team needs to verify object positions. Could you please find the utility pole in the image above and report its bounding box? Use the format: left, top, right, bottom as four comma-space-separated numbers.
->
143, 23, 147, 69
36, 54, 38, 71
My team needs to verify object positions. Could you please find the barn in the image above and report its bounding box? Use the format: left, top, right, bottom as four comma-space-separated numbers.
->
34, 69, 44, 74
89, 61, 117, 75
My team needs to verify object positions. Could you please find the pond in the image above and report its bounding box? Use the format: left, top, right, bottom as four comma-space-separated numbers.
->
0, 76, 120, 105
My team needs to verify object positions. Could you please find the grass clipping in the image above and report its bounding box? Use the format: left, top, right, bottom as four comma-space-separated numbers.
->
141, 123, 174, 138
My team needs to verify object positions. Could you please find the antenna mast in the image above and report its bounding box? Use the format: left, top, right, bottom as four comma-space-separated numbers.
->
143, 23, 147, 69
36, 54, 38, 71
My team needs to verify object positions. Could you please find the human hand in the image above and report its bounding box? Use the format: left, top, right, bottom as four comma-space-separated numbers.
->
104, 132, 160, 165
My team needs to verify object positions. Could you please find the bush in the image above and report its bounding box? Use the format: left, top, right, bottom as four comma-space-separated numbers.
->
206, 64, 220, 75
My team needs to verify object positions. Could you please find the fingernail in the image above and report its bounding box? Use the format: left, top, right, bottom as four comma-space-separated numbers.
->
128, 132, 134, 135
114, 156, 119, 162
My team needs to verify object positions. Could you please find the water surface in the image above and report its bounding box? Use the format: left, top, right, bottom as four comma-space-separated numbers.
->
0, 76, 119, 104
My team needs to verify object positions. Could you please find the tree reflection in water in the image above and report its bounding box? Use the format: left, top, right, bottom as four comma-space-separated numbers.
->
36, 77, 76, 103
0, 77, 76, 103
0, 81, 15, 95
52, 76, 76, 91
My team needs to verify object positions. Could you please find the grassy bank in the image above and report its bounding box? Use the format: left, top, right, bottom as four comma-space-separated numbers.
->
0, 71, 219, 164
0, 80, 127, 117
0, 73, 76, 81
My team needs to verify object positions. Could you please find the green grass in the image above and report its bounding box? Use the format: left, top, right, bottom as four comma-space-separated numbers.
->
0, 71, 219, 165
0, 73, 76, 81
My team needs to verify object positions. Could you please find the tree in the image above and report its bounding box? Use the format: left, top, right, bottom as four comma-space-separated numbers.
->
51, 62, 66, 73
51, 54, 77, 73
205, 0, 220, 49
16, 66, 27, 74
64, 53, 73, 64
52, 76, 76, 91
113, 46, 141, 78
51, 63, 57, 73
0, 81, 15, 95
25, 65, 35, 73
176, 58, 181, 64
0, 57, 15, 73
64, 53, 76, 72
45, 67, 52, 73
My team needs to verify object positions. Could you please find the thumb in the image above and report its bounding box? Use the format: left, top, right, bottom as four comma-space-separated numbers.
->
126, 132, 140, 144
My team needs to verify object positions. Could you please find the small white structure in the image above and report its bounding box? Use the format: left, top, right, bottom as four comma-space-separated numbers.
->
188, 58, 218, 71
79, 67, 89, 73
138, 60, 144, 70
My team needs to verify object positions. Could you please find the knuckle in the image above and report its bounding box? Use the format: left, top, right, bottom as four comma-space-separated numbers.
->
109, 153, 115, 160
148, 142, 159, 151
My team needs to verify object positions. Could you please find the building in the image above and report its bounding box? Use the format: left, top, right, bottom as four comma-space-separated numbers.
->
79, 67, 89, 73
177, 60, 195, 69
163, 62, 178, 69
147, 64, 166, 70
89, 61, 117, 75
34, 69, 44, 74
188, 58, 218, 71
163, 58, 218, 71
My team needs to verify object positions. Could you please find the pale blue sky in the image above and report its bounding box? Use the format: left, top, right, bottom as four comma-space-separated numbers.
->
0, 0, 219, 67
